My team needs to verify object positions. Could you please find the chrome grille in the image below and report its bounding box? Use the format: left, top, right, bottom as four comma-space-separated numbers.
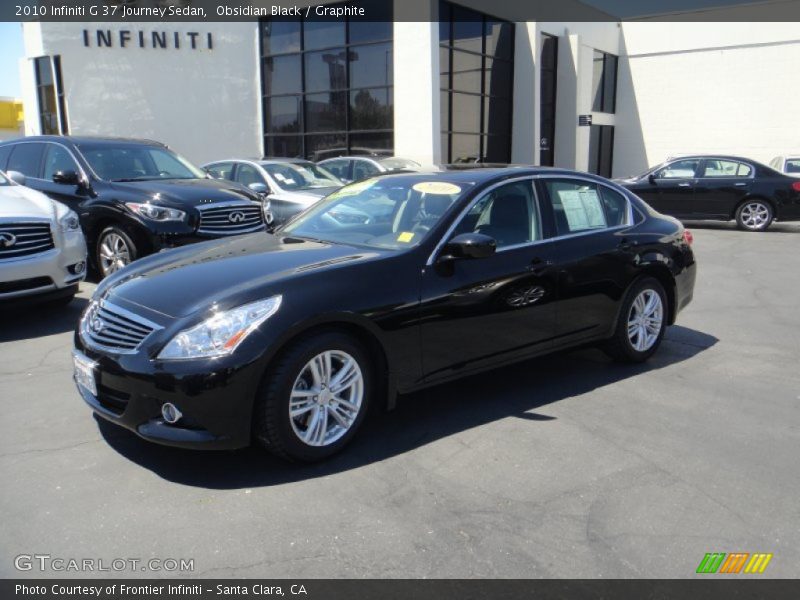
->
81, 300, 162, 354
0, 222, 55, 260
197, 202, 264, 235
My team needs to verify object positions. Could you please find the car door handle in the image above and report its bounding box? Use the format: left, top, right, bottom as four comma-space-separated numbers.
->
678, 183, 691, 188
735, 182, 748, 187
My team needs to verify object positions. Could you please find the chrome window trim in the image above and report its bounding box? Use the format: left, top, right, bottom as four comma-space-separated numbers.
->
426, 174, 635, 266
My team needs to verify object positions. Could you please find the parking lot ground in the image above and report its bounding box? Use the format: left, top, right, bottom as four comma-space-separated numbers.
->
1, 222, 799, 579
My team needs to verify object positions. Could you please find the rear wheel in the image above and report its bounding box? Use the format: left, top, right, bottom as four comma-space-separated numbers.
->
603, 277, 667, 363
254, 331, 372, 462
736, 200, 773, 231
96, 225, 138, 278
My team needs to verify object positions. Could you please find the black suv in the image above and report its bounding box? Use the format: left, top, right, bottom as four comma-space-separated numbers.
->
0, 136, 272, 277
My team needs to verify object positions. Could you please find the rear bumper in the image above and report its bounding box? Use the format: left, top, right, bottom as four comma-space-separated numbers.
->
673, 260, 697, 320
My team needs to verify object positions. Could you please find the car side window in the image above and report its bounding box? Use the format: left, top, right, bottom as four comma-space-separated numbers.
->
452, 181, 539, 248
701, 160, 752, 178
786, 159, 800, 174
0, 145, 12, 171
322, 159, 350, 181
657, 159, 700, 179
598, 186, 631, 227
352, 160, 380, 181
544, 179, 611, 235
206, 162, 234, 180
7, 143, 44, 178
234, 163, 265, 187
43, 144, 79, 180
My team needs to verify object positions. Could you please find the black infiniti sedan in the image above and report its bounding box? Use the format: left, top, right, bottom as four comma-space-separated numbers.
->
617, 155, 800, 231
0, 136, 270, 278
73, 168, 696, 462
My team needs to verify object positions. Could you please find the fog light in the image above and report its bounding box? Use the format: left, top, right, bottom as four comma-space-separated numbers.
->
161, 403, 183, 424
69, 261, 86, 275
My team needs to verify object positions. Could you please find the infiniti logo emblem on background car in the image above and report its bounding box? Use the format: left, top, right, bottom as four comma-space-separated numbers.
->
228, 211, 246, 223
0, 232, 17, 248
90, 317, 105, 334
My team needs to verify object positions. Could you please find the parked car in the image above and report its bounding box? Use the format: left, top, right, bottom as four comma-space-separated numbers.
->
768, 155, 800, 177
203, 158, 342, 226
0, 136, 271, 278
318, 156, 422, 184
617, 155, 800, 231
0, 169, 86, 306
73, 168, 696, 462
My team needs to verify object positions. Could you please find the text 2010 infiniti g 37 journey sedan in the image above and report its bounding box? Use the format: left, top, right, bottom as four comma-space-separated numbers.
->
73, 169, 696, 462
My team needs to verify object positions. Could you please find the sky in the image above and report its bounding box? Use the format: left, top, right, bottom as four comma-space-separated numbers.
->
0, 22, 23, 98
0, 1, 763, 98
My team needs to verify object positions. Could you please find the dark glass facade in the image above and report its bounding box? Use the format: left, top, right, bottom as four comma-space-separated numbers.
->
539, 34, 558, 167
591, 50, 618, 114
260, 6, 393, 160
439, 1, 514, 164
34, 56, 67, 135
588, 124, 614, 178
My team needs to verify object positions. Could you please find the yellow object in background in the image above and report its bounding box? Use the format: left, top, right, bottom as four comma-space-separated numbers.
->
397, 232, 415, 243
0, 98, 23, 129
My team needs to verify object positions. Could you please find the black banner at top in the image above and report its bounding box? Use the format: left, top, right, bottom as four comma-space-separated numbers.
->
2, 0, 800, 22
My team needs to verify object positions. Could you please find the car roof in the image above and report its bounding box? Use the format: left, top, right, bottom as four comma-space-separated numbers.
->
0, 135, 167, 147
355, 166, 614, 186
665, 154, 758, 162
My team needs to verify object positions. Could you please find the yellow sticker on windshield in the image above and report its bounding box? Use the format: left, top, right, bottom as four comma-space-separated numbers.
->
397, 232, 415, 243
412, 181, 461, 195
328, 179, 375, 199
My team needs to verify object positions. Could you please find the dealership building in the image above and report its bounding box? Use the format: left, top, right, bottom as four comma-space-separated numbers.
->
16, 0, 800, 178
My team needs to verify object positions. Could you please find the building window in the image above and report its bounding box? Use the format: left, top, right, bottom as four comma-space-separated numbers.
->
34, 56, 68, 135
260, 5, 393, 161
539, 34, 558, 167
588, 124, 614, 178
439, 1, 514, 164
591, 50, 618, 114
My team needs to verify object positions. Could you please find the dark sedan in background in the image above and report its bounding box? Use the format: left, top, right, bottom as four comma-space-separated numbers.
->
0, 136, 270, 277
73, 168, 695, 462
618, 155, 800, 231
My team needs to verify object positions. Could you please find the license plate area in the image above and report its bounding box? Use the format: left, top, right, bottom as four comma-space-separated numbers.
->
72, 350, 97, 397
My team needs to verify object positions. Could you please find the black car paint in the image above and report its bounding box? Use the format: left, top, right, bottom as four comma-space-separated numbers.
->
619, 155, 800, 222
74, 168, 696, 450
0, 136, 266, 266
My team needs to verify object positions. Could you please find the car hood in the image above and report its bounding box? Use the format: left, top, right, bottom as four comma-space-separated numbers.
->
103, 233, 382, 318
0, 184, 57, 220
109, 178, 260, 207
270, 186, 339, 205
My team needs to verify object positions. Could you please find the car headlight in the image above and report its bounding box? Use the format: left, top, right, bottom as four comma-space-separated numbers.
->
125, 202, 186, 222
58, 210, 81, 232
158, 296, 282, 360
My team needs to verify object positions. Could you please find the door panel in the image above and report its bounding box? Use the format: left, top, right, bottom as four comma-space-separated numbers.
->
693, 159, 753, 217
647, 158, 701, 216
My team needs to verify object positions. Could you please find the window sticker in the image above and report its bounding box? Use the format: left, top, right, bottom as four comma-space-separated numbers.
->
397, 231, 415, 243
327, 179, 376, 200
412, 182, 461, 195
559, 188, 606, 231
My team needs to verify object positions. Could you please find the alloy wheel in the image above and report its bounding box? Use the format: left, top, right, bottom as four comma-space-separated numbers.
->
627, 289, 664, 352
289, 350, 364, 447
99, 232, 132, 276
739, 202, 770, 230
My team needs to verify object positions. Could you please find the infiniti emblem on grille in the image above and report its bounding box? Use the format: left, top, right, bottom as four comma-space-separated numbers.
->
0, 232, 17, 248
228, 211, 246, 223
90, 317, 105, 334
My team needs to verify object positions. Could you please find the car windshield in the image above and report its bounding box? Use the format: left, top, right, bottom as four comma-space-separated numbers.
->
379, 157, 421, 170
77, 143, 206, 182
262, 162, 342, 191
281, 176, 472, 250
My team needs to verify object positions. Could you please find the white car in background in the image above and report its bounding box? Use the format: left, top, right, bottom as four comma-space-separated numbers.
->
768, 155, 800, 177
317, 156, 422, 183
0, 170, 87, 307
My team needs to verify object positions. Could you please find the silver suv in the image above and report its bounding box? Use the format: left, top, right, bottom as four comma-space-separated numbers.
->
0, 170, 87, 306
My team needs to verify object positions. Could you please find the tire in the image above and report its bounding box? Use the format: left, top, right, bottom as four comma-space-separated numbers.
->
254, 331, 373, 462
603, 277, 668, 363
735, 200, 773, 231
96, 225, 138, 278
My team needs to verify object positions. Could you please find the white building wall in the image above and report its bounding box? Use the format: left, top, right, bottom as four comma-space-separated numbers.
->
614, 22, 800, 177
22, 22, 262, 165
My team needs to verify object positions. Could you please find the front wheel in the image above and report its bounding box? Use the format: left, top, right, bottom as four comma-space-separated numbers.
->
736, 200, 773, 231
254, 332, 373, 462
603, 277, 668, 363
96, 225, 138, 278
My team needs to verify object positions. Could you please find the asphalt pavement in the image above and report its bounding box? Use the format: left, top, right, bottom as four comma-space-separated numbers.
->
1, 221, 798, 578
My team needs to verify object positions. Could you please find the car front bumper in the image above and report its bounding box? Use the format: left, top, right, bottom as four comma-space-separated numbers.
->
0, 229, 87, 302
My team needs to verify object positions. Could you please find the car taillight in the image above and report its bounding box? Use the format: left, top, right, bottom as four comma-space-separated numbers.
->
791, 181, 800, 192
683, 230, 694, 245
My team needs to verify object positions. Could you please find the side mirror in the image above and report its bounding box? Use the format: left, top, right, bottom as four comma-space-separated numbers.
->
53, 170, 81, 185
248, 182, 269, 195
441, 232, 497, 261
648, 173, 657, 184
6, 170, 26, 185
